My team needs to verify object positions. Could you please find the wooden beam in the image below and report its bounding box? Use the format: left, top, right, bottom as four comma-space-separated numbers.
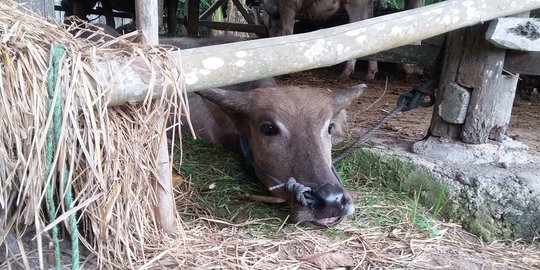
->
135, 0, 176, 234
231, 0, 256, 25
505, 51, 540, 75
199, 0, 224, 21
103, 0, 540, 105
430, 12, 529, 144
459, 24, 510, 143
198, 20, 267, 34
158, 0, 164, 33
362, 45, 540, 76
486, 18, 540, 51
136, 0, 159, 43
429, 29, 466, 139
360, 44, 440, 66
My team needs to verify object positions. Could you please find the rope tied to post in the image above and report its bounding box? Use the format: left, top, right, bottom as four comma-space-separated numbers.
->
333, 42, 445, 163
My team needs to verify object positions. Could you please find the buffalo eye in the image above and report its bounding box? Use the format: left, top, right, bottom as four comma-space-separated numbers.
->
328, 123, 336, 135
261, 123, 280, 136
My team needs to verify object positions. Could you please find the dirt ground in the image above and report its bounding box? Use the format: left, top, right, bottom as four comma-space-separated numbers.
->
277, 65, 540, 155
3, 66, 538, 270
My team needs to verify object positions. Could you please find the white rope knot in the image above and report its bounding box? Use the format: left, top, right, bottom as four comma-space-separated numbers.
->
268, 177, 315, 207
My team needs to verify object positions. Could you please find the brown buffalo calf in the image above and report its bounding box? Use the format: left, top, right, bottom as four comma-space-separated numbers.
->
186, 80, 366, 226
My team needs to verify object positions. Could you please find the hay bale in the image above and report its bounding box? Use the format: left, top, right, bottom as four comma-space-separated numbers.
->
0, 0, 188, 267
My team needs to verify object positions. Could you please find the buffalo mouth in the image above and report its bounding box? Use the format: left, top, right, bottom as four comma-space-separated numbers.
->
311, 216, 344, 227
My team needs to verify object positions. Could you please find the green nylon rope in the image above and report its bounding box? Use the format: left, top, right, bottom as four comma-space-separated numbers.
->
45, 43, 79, 270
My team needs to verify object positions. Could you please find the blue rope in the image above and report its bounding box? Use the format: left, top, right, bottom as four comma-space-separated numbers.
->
332, 39, 446, 163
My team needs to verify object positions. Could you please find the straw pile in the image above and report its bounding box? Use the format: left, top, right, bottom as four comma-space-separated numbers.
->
0, 0, 188, 267
1, 0, 539, 269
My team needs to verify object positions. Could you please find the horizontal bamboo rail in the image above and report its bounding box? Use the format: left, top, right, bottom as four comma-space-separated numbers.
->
103, 0, 540, 105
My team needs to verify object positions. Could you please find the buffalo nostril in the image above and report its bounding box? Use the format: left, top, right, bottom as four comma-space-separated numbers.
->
312, 184, 355, 220
340, 196, 348, 206
314, 184, 350, 208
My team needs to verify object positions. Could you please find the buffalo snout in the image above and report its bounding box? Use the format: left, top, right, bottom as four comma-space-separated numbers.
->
308, 184, 355, 227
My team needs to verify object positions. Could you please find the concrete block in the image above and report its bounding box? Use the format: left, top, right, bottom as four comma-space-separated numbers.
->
486, 18, 540, 51
369, 136, 540, 240
411, 136, 536, 165
438, 82, 470, 124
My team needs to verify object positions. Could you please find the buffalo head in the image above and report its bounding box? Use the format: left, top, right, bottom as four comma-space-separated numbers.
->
195, 84, 366, 226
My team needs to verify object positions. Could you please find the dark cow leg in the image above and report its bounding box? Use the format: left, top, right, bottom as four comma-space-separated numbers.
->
363, 0, 377, 81
101, 0, 116, 28
366, 60, 378, 81
278, 1, 296, 36
339, 60, 357, 80
166, 0, 179, 35
341, 0, 377, 81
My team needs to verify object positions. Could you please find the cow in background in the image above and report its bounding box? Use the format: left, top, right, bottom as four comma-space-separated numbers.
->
260, 0, 425, 80
60, 0, 179, 35
261, 0, 376, 80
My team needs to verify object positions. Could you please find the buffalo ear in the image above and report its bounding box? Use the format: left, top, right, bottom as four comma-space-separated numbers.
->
332, 84, 367, 115
196, 88, 252, 114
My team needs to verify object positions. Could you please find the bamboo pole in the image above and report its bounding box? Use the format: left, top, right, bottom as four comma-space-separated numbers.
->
136, 0, 159, 43
135, 0, 176, 234
104, 0, 540, 106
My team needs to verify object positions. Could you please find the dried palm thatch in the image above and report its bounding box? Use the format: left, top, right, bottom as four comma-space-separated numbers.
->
0, 0, 189, 267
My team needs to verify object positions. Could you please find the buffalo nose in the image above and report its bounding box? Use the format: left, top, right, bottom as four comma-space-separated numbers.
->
312, 184, 354, 215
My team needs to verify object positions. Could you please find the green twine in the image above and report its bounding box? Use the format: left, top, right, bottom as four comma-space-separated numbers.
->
45, 43, 79, 270
45, 43, 63, 270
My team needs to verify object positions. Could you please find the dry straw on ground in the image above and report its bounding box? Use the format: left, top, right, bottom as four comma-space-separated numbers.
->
1, 0, 539, 269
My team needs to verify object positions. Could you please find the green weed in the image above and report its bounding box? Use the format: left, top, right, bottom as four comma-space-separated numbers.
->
176, 139, 446, 238
432, 189, 447, 219
174, 138, 285, 229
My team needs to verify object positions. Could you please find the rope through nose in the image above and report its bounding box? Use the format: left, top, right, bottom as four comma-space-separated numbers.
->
240, 137, 343, 207
268, 177, 316, 207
